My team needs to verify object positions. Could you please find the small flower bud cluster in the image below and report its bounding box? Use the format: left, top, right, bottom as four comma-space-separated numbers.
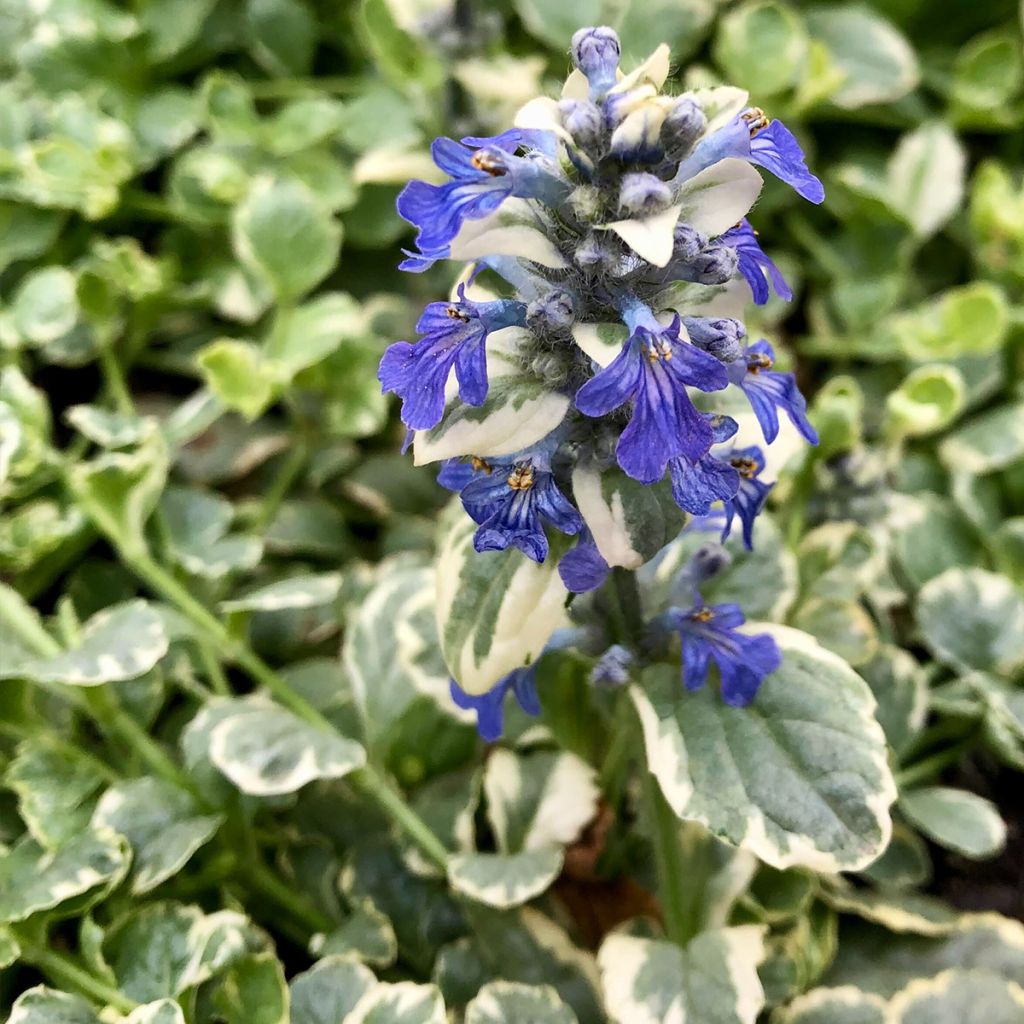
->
379, 26, 824, 731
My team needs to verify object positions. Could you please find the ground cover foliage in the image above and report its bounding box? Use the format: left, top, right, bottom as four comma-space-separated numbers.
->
1, 0, 1024, 1022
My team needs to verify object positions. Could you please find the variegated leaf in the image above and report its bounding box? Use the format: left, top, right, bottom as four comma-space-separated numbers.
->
290, 956, 378, 1024
634, 625, 896, 872
599, 926, 767, 1024
449, 198, 567, 269
677, 158, 763, 235
447, 849, 563, 909
773, 986, 886, 1024
8, 987, 101, 1024
466, 981, 578, 1024
206, 696, 365, 796
219, 572, 342, 612
346, 982, 446, 1024
435, 502, 570, 696
0, 600, 168, 685
887, 969, 1024, 1024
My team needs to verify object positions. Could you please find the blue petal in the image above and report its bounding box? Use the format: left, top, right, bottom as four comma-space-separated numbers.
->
715, 632, 781, 706
450, 677, 509, 741
681, 635, 712, 691
668, 454, 740, 516
558, 535, 610, 593
749, 121, 825, 204
574, 338, 644, 417
378, 339, 456, 430
511, 665, 542, 716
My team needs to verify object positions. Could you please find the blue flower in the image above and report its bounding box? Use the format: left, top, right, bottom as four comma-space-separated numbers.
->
378, 287, 525, 430
718, 219, 791, 305
457, 456, 583, 563
397, 130, 560, 270
558, 531, 610, 593
667, 601, 781, 706
450, 666, 540, 741
591, 644, 634, 688
668, 413, 741, 516
677, 111, 824, 205
720, 445, 773, 550
575, 306, 729, 484
728, 339, 818, 445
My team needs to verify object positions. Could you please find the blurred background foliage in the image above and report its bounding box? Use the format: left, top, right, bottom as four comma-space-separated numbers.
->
2, 0, 1024, 1020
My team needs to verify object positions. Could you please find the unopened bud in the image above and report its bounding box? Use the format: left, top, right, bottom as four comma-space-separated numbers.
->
571, 26, 621, 95
618, 172, 673, 216
661, 97, 706, 156
685, 317, 745, 363
559, 98, 604, 152
590, 644, 634, 688
527, 290, 576, 333
692, 244, 739, 284
673, 224, 707, 263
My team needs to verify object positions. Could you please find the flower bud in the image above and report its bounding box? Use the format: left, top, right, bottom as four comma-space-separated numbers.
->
673, 224, 707, 263
590, 644, 634, 688
575, 233, 620, 273
685, 317, 746, 363
687, 542, 733, 583
692, 244, 739, 284
530, 350, 568, 381
661, 97, 706, 157
618, 172, 673, 216
571, 26, 621, 95
527, 290, 576, 333
559, 98, 604, 153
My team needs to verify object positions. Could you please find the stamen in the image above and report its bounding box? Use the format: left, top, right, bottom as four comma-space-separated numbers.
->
471, 456, 493, 475
471, 150, 508, 176
747, 352, 772, 373
730, 455, 758, 479
508, 464, 535, 491
446, 305, 471, 322
692, 607, 715, 623
645, 337, 673, 362
742, 107, 770, 136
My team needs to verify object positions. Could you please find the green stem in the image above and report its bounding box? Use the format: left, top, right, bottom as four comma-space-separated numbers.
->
120, 549, 450, 869
784, 452, 817, 550
251, 441, 308, 533
197, 641, 231, 696
248, 76, 363, 98
643, 768, 696, 946
97, 344, 134, 416
599, 696, 635, 810
15, 929, 138, 1013
896, 739, 974, 789
611, 568, 646, 646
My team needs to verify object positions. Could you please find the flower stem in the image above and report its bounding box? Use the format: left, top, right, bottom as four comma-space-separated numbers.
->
14, 929, 138, 1014
642, 767, 698, 946
896, 739, 974, 789
119, 547, 451, 870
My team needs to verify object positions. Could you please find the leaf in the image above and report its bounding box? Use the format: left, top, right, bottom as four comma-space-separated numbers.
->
599, 926, 766, 1024
886, 122, 966, 239
65, 405, 153, 449
6, 738, 107, 848
791, 597, 878, 667
899, 787, 1007, 860
11, 266, 79, 346
213, 953, 288, 1024
888, 494, 980, 589
448, 849, 563, 910
123, 1002, 186, 1024
916, 568, 1024, 675
196, 338, 278, 421
824, 913, 1024, 997
484, 748, 599, 853
604, 206, 682, 268
246, 0, 315, 77
887, 969, 1024, 1024
940, 403, 1024, 475
204, 696, 364, 796
714, 1, 809, 96
466, 981, 578, 1024
774, 986, 887, 1024
232, 178, 341, 301
66, 435, 169, 552
884, 364, 965, 440
448, 198, 568, 269
676, 159, 764, 236
264, 292, 365, 376
160, 486, 262, 580
104, 902, 265, 1003
413, 333, 570, 464
91, 778, 223, 894
823, 885, 959, 937
220, 572, 342, 612
572, 464, 683, 570
290, 956, 378, 1024
805, 4, 919, 109
0, 599, 169, 685
857, 646, 927, 757
347, 981, 446, 1024
8, 987, 102, 1024
434, 502, 570, 696
512, 0, 602, 49
0, 828, 130, 922
634, 625, 896, 872
316, 908, 397, 968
